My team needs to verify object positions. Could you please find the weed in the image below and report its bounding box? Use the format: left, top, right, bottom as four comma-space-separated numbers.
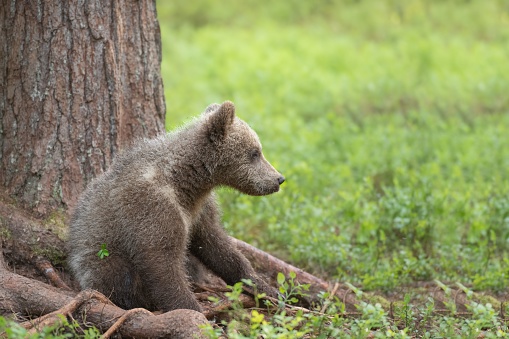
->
96, 244, 109, 259
0, 315, 101, 339
276, 271, 310, 307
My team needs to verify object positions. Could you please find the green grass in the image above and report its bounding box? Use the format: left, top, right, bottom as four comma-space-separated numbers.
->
160, 0, 509, 127
156, 0, 509, 336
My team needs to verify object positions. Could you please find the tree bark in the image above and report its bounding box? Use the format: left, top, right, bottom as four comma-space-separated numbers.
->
0, 256, 208, 339
0, 0, 165, 216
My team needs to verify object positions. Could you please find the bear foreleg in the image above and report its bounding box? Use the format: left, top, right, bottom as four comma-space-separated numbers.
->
189, 199, 277, 298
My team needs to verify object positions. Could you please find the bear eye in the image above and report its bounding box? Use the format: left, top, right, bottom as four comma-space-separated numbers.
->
249, 149, 260, 161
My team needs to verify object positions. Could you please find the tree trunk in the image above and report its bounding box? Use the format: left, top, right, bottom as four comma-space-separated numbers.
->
0, 0, 167, 327
0, 0, 165, 217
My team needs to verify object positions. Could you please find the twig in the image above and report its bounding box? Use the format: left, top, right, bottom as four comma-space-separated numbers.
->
101, 308, 153, 339
21, 290, 113, 333
203, 294, 256, 319
320, 282, 340, 314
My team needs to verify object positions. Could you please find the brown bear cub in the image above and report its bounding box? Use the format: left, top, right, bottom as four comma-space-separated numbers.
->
68, 101, 285, 312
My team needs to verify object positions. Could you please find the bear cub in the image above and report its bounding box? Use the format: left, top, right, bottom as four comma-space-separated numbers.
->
68, 101, 285, 312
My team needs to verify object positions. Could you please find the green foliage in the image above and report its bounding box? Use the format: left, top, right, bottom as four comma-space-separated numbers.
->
203, 282, 509, 338
276, 271, 310, 306
0, 316, 101, 339
96, 243, 109, 259
224, 281, 247, 311
158, 0, 509, 127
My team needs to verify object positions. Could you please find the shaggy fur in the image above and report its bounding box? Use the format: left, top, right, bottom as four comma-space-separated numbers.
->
68, 101, 285, 312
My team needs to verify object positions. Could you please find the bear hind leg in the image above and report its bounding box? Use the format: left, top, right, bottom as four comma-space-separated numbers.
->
80, 254, 151, 310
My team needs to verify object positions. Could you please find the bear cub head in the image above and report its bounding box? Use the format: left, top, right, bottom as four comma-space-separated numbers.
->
202, 101, 285, 196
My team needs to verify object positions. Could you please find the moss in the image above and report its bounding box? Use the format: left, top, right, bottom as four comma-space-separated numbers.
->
474, 295, 502, 310
43, 209, 68, 241
51, 182, 63, 203
32, 245, 67, 266
0, 227, 11, 241
363, 294, 391, 310
0, 216, 12, 240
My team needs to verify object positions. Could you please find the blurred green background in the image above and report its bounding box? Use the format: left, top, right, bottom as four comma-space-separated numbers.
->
156, 0, 509, 292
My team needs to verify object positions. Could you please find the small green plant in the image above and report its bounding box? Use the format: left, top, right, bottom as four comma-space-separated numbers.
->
396, 294, 415, 329
276, 271, 310, 307
0, 315, 101, 339
224, 281, 246, 310
434, 280, 457, 315
354, 302, 389, 332
96, 243, 109, 259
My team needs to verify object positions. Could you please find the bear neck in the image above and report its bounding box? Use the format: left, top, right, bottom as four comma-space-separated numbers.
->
161, 132, 217, 212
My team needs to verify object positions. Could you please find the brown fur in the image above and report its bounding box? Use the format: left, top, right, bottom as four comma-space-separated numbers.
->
68, 101, 284, 312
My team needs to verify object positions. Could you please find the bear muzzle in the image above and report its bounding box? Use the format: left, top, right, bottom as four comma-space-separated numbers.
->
258, 175, 284, 195
266, 175, 285, 194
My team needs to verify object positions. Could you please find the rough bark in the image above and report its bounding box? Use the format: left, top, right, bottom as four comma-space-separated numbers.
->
0, 258, 208, 338
0, 0, 165, 216
0, 194, 67, 269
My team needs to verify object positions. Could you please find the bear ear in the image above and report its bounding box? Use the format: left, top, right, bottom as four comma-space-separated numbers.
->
206, 101, 236, 143
202, 103, 221, 115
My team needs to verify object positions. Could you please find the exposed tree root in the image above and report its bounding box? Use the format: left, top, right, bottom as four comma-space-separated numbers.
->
3, 221, 506, 337
101, 308, 153, 338
232, 237, 359, 310
34, 258, 72, 291
0, 200, 362, 336
20, 290, 112, 334
0, 251, 208, 338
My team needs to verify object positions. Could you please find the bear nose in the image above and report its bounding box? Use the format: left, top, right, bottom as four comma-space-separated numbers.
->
278, 176, 285, 185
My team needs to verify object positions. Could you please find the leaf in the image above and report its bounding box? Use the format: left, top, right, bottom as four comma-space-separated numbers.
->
250, 310, 265, 324
277, 272, 285, 285
96, 243, 110, 259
